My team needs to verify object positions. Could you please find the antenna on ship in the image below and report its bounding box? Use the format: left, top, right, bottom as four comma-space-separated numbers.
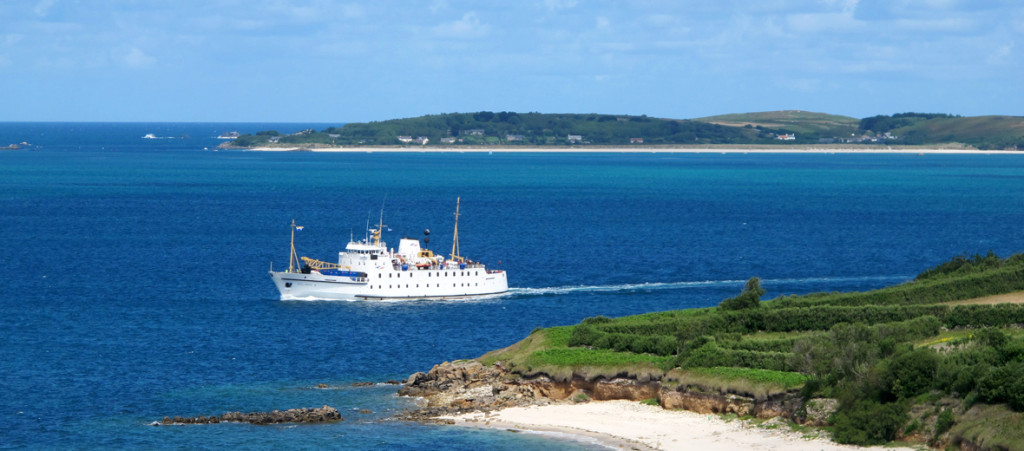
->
450, 197, 462, 262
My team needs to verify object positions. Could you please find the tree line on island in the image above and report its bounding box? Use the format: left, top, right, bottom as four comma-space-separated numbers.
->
481, 251, 1024, 449
230, 111, 1024, 150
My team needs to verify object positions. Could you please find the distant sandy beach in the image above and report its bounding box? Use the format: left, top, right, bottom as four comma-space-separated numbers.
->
246, 145, 1016, 155
441, 400, 915, 451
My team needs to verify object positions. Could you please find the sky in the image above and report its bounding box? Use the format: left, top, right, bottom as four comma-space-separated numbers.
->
1, 0, 1021, 122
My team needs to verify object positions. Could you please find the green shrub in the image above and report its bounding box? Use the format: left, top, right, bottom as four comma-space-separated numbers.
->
831, 400, 907, 446
719, 277, 765, 311
935, 408, 955, 437
884, 347, 939, 400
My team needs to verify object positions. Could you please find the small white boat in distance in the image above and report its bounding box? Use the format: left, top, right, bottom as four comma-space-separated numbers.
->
269, 198, 509, 301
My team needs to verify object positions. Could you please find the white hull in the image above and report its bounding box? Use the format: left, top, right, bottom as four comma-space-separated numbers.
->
270, 266, 508, 301
271, 198, 508, 301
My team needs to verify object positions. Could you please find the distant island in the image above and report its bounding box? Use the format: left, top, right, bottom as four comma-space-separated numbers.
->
226, 111, 1024, 151
399, 252, 1024, 449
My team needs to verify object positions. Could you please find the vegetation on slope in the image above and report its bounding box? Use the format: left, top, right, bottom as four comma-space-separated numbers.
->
693, 110, 860, 137
234, 112, 770, 147
860, 113, 1024, 149
231, 110, 1024, 150
480, 251, 1024, 447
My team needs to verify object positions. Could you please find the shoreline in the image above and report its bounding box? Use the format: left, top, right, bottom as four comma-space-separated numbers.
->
243, 145, 1018, 155
439, 400, 915, 451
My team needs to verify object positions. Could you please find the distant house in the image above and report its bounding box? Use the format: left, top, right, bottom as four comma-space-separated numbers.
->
414, 136, 429, 145
461, 129, 485, 136
567, 134, 583, 143
630, 137, 644, 144
441, 137, 457, 144
397, 136, 413, 143
506, 134, 524, 142
776, 134, 796, 141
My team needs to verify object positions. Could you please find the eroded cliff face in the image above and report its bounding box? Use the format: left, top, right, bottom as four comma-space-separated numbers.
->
398, 360, 818, 424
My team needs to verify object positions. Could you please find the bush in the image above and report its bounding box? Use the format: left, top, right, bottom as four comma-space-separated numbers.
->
884, 348, 939, 400
934, 408, 954, 437
831, 400, 907, 445
719, 277, 764, 311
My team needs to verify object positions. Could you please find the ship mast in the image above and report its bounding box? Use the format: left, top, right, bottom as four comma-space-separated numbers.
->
450, 197, 462, 262
288, 219, 300, 273
371, 208, 386, 247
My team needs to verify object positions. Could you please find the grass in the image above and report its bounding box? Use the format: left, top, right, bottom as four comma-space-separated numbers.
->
693, 110, 860, 135
949, 404, 1024, 450
665, 367, 806, 400
477, 326, 670, 381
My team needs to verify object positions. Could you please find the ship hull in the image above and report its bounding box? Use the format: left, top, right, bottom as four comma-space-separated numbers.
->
270, 268, 508, 301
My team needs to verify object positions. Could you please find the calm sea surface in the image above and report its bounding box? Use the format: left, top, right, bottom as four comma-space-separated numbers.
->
3, 123, 1024, 449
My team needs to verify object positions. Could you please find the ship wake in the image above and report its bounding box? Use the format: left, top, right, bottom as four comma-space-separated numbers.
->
509, 274, 910, 297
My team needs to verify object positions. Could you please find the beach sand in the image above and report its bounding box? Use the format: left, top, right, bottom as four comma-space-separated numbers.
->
246, 145, 1011, 155
442, 400, 916, 451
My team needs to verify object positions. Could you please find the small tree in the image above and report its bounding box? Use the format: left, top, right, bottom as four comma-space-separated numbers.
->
719, 277, 765, 310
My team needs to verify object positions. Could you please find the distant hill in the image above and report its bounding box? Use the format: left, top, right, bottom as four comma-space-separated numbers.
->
693, 110, 860, 137
882, 115, 1024, 150
229, 111, 1024, 150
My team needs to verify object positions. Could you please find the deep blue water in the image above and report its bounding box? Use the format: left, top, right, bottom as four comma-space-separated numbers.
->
3, 122, 1024, 449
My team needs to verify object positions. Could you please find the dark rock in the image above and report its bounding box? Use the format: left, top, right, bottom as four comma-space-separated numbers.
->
161, 405, 343, 425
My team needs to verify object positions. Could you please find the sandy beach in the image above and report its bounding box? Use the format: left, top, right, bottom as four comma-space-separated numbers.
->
442, 400, 916, 451
245, 145, 1014, 155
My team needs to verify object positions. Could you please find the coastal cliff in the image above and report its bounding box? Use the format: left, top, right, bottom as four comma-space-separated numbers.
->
398, 360, 827, 425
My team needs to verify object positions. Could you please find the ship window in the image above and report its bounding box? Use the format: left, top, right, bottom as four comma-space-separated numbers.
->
378, 274, 382, 278
389, 273, 392, 278
285, 283, 292, 288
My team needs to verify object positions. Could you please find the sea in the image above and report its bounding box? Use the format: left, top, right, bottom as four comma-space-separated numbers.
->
3, 122, 1024, 449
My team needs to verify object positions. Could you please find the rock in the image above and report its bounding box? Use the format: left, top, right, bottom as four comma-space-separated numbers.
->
161, 405, 343, 425
802, 398, 838, 426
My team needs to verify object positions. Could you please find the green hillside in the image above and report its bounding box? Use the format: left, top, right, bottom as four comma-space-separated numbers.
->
479, 252, 1024, 448
229, 110, 1024, 150
893, 115, 1024, 149
694, 110, 860, 137
233, 112, 771, 147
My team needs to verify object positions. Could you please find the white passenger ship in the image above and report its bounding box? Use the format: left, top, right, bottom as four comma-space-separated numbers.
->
269, 198, 508, 301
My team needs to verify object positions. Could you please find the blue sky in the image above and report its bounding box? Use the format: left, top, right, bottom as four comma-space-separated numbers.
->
2, 0, 1021, 122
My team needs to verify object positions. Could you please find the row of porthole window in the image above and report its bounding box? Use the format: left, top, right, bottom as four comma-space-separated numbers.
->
381, 271, 479, 279
369, 283, 481, 290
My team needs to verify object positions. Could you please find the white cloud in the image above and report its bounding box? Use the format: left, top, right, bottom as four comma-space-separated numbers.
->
543, 0, 577, 11
987, 41, 1014, 65
122, 47, 155, 67
596, 16, 610, 29
33, 0, 55, 17
433, 12, 489, 38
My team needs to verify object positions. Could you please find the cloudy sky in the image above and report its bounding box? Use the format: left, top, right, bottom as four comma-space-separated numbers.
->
1, 0, 1021, 122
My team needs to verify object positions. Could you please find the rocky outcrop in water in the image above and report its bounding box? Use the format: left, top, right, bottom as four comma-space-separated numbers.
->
159, 405, 342, 425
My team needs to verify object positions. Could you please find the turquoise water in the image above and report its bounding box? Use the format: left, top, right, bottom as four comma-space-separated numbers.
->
3, 123, 1024, 449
